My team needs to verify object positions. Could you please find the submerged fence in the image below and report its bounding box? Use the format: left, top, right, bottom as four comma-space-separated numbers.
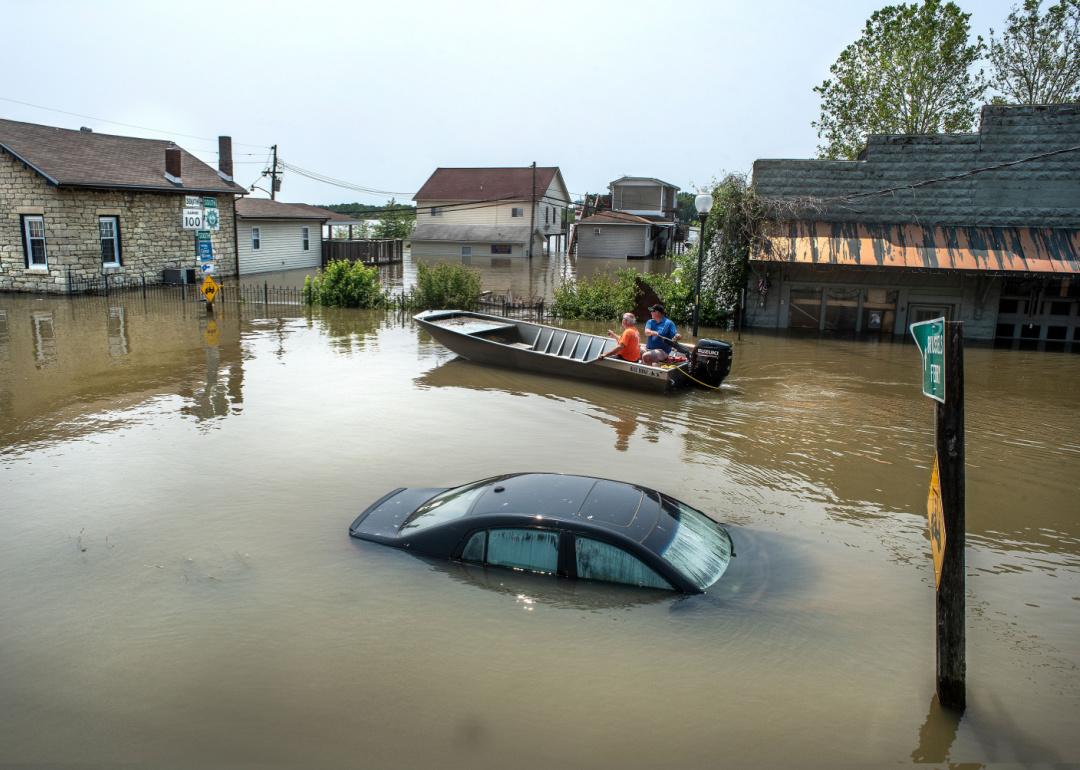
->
61, 271, 545, 319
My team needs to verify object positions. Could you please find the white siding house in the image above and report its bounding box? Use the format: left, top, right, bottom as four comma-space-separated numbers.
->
575, 211, 654, 259
236, 199, 328, 274
411, 167, 571, 258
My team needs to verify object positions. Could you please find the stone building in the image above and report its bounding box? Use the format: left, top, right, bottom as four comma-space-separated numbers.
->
747, 104, 1080, 342
0, 118, 246, 293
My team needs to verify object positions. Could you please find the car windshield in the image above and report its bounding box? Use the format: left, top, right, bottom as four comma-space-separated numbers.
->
400, 476, 505, 532
656, 497, 733, 591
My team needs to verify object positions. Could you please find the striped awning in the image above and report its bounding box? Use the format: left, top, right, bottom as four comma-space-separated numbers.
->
756, 221, 1080, 274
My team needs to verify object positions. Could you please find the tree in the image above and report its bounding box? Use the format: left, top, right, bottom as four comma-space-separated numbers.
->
989, 0, 1080, 104
813, 0, 987, 160
675, 191, 698, 225
372, 197, 416, 239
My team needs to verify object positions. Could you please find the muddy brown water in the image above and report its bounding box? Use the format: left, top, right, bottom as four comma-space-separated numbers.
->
1, 276, 1078, 767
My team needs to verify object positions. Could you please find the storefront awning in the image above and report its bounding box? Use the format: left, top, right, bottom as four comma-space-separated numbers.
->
756, 221, 1080, 274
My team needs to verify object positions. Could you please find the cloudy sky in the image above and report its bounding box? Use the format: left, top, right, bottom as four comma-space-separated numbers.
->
2, 0, 1017, 204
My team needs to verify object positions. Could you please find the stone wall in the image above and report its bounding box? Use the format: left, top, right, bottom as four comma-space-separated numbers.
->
1, 151, 237, 293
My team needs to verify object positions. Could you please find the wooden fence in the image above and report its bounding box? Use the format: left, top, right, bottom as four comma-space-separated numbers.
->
322, 239, 403, 266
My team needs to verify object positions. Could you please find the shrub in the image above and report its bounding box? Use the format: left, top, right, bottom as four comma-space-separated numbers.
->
551, 269, 639, 321
303, 259, 386, 308
409, 262, 482, 310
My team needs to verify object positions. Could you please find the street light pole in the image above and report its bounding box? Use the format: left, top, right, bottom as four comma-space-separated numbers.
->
692, 193, 713, 337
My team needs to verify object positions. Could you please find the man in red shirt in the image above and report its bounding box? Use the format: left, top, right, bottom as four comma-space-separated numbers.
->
600, 312, 641, 362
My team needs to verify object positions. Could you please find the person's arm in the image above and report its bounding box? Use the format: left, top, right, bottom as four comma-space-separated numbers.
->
601, 343, 624, 360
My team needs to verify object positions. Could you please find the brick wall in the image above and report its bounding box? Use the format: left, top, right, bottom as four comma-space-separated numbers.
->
753, 104, 1080, 228
1, 151, 237, 293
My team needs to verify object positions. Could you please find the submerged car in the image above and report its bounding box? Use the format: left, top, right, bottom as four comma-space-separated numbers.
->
348, 473, 735, 594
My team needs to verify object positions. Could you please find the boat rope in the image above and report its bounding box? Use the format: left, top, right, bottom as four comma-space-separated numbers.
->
675, 367, 725, 391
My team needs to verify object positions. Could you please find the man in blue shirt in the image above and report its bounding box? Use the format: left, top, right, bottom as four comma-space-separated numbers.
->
642, 304, 679, 365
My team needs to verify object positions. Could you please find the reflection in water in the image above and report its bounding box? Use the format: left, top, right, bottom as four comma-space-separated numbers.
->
107, 305, 129, 358
31, 310, 56, 369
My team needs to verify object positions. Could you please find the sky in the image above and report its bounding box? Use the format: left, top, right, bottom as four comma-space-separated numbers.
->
1, 0, 1019, 205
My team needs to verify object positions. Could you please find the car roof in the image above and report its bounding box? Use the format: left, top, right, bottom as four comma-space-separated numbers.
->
466, 473, 663, 542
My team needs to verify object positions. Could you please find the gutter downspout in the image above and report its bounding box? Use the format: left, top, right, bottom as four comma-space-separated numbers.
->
529, 161, 536, 258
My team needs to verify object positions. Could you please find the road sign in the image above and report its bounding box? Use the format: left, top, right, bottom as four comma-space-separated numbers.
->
197, 239, 214, 262
199, 262, 215, 275
927, 453, 946, 588
203, 197, 218, 209
200, 275, 219, 304
910, 317, 946, 403
182, 208, 204, 230
184, 195, 201, 207
204, 207, 220, 231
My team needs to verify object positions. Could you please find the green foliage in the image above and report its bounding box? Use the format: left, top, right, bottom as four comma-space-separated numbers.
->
989, 0, 1080, 104
372, 197, 416, 240
319, 201, 416, 218
551, 264, 729, 326
813, 0, 987, 159
303, 259, 387, 308
408, 262, 482, 310
675, 191, 699, 225
705, 174, 768, 313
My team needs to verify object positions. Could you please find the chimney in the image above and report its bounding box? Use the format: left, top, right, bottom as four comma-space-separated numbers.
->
217, 135, 233, 181
79, 126, 93, 133
164, 144, 182, 185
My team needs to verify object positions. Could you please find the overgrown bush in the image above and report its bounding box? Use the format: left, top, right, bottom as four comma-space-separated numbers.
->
552, 269, 639, 320
408, 262, 482, 310
552, 264, 729, 327
303, 259, 386, 308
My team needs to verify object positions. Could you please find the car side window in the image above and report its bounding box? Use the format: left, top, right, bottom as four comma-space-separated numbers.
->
461, 530, 486, 562
575, 537, 673, 590
486, 529, 558, 574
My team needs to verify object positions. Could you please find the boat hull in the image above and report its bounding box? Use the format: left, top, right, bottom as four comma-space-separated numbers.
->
414, 310, 695, 393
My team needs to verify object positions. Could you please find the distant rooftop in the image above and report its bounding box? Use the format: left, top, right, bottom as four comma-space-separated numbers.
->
415, 167, 563, 202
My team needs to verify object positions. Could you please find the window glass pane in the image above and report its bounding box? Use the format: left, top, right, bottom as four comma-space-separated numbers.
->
28, 219, 44, 238
461, 531, 485, 562
402, 477, 503, 532
823, 288, 859, 331
30, 241, 46, 264
656, 497, 732, 591
576, 537, 671, 590
491, 244, 511, 255
788, 288, 822, 329
486, 529, 558, 574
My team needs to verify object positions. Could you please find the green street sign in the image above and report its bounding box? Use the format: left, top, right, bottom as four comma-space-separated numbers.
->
203, 197, 218, 209
911, 317, 946, 403
195, 229, 212, 243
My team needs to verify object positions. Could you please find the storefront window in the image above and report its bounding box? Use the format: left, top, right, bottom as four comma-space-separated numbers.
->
861, 288, 898, 334
788, 288, 822, 329
823, 288, 860, 332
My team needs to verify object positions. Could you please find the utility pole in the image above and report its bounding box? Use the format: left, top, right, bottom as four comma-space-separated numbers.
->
268, 144, 279, 200
529, 161, 536, 259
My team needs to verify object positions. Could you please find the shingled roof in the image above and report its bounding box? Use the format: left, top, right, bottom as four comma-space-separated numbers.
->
236, 198, 331, 220
0, 117, 246, 194
414, 167, 562, 202
577, 211, 653, 225
752, 104, 1080, 228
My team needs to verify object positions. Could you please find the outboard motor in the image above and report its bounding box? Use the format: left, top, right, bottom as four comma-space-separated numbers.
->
690, 339, 733, 388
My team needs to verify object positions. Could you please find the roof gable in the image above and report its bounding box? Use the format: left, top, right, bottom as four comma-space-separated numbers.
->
415, 167, 561, 202
236, 198, 330, 220
0, 117, 246, 194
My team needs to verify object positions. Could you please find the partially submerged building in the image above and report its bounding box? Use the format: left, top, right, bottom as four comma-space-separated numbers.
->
235, 198, 328, 274
0, 118, 245, 292
411, 167, 571, 259
747, 104, 1080, 342
577, 176, 681, 259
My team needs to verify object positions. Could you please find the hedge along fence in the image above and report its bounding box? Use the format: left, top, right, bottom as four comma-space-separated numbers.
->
551, 264, 730, 326
303, 259, 484, 310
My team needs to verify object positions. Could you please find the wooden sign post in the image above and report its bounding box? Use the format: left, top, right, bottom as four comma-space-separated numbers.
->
911, 318, 966, 712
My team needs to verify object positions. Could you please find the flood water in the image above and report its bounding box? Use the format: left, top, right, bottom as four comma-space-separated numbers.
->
1, 269, 1078, 767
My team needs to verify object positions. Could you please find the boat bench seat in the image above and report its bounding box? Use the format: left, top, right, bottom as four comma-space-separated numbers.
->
532, 328, 608, 361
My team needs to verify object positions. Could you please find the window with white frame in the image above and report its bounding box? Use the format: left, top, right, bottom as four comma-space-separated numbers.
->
461, 245, 472, 257
99, 216, 121, 266
431, 206, 443, 217
594, 227, 601, 236
511, 207, 523, 218
22, 215, 47, 269
302, 226, 310, 251
251, 227, 261, 250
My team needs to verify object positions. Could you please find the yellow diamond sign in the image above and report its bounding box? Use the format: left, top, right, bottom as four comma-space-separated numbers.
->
927, 454, 946, 588
201, 275, 219, 304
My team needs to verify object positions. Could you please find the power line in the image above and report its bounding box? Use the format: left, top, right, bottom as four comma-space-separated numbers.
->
0, 95, 270, 149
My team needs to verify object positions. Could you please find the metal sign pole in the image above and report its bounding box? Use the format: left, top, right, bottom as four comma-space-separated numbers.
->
934, 320, 966, 711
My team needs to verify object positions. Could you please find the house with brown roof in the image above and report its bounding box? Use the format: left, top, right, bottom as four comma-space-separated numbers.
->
748, 104, 1080, 343
235, 198, 329, 274
0, 118, 246, 293
411, 167, 571, 259
576, 176, 682, 258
